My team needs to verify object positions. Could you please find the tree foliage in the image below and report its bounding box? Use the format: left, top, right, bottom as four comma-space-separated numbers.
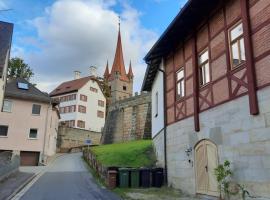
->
8, 57, 34, 81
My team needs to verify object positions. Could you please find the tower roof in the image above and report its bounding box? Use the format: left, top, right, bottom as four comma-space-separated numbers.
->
110, 24, 128, 79
127, 60, 134, 78
104, 60, 110, 78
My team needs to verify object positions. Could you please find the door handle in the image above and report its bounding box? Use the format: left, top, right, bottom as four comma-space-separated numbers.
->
205, 165, 208, 172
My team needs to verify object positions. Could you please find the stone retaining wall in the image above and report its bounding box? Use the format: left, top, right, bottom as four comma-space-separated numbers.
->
57, 126, 102, 152
101, 92, 152, 144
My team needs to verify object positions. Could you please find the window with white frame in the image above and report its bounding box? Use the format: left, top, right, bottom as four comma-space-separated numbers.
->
29, 129, 38, 139
198, 50, 210, 86
0, 125, 8, 136
155, 92, 158, 117
2, 100, 12, 112
229, 22, 246, 68
176, 68, 185, 98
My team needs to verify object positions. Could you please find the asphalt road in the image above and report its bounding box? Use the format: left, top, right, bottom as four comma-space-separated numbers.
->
20, 153, 120, 200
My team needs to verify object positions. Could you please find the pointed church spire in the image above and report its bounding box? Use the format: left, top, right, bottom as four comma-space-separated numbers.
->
127, 60, 134, 78
110, 16, 127, 77
104, 60, 110, 78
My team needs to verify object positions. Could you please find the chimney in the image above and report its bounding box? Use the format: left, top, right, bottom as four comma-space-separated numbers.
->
89, 66, 97, 77
74, 71, 81, 80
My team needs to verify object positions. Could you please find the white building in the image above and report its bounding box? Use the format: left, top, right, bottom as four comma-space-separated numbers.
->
148, 61, 165, 168
50, 71, 106, 132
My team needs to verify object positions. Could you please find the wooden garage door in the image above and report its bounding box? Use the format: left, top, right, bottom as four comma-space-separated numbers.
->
20, 151, 40, 166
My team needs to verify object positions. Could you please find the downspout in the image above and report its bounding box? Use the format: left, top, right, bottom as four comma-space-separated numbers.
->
42, 101, 51, 165
157, 65, 168, 185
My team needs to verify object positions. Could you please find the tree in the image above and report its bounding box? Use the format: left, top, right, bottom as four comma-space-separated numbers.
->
8, 57, 34, 81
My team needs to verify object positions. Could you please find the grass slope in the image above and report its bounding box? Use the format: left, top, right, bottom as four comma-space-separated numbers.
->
91, 140, 156, 168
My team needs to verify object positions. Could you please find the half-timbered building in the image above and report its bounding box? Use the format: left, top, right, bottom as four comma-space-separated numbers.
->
142, 0, 270, 198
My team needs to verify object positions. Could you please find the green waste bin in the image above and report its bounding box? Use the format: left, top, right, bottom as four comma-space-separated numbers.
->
130, 168, 139, 188
118, 168, 129, 188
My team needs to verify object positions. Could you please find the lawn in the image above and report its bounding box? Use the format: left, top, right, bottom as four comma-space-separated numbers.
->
90, 140, 156, 167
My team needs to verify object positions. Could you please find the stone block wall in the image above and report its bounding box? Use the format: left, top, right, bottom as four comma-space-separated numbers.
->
101, 92, 151, 144
57, 126, 101, 152
154, 86, 270, 198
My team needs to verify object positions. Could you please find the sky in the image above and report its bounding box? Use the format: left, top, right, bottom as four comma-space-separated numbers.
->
0, 0, 188, 93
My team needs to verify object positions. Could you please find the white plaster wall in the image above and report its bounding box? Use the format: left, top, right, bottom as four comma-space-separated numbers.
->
77, 80, 106, 132
157, 86, 270, 198
58, 92, 77, 122
56, 79, 106, 132
45, 108, 59, 157
151, 61, 164, 138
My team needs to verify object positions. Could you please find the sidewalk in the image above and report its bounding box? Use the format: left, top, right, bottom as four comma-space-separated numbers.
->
0, 171, 34, 200
0, 153, 65, 200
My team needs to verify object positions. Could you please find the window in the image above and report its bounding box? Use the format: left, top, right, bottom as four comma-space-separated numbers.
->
0, 125, 8, 137
2, 100, 12, 112
198, 50, 210, 86
155, 92, 158, 117
80, 94, 87, 102
70, 105, 76, 112
17, 82, 29, 90
60, 107, 64, 114
29, 129, 38, 139
65, 120, 75, 127
176, 68, 185, 98
90, 87, 98, 93
77, 120, 85, 128
229, 22, 245, 68
123, 86, 127, 91
98, 100, 105, 107
32, 104, 41, 115
78, 105, 86, 113
97, 111, 104, 118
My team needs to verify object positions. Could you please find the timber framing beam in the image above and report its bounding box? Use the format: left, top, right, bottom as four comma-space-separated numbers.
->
240, 0, 259, 115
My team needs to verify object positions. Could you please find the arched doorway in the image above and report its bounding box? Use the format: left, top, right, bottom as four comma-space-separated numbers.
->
195, 140, 219, 196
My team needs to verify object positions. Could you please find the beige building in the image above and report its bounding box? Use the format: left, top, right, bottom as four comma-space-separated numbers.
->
0, 21, 13, 110
0, 78, 60, 166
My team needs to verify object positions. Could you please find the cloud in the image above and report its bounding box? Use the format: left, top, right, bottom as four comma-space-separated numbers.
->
16, 0, 157, 93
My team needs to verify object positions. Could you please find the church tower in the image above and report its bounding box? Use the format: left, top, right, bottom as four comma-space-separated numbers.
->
103, 21, 133, 103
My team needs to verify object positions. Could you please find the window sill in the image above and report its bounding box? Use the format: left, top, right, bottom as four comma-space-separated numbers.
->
199, 82, 211, 90
0, 136, 8, 138
2, 111, 11, 113
32, 114, 41, 116
175, 96, 185, 103
28, 138, 38, 140
230, 62, 246, 73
